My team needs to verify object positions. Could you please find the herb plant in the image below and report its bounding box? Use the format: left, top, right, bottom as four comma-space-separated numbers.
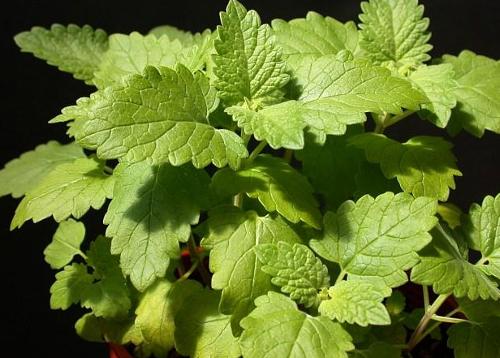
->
3, 0, 500, 357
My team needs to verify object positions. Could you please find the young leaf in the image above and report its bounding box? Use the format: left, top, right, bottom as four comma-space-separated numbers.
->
442, 50, 500, 136
105, 162, 210, 291
11, 157, 114, 229
175, 289, 241, 358
148, 25, 209, 46
411, 225, 500, 300
50, 263, 94, 310
448, 320, 500, 358
201, 206, 301, 331
272, 12, 359, 69
465, 194, 500, 279
60, 65, 247, 169
350, 134, 462, 201
0, 141, 85, 198
93, 32, 205, 88
319, 281, 391, 326
213, 0, 289, 105
211, 155, 321, 228
240, 292, 354, 358
311, 192, 438, 287
44, 219, 86, 269
358, 0, 432, 68
409, 64, 457, 128
255, 242, 330, 307
15, 24, 108, 83
75, 313, 144, 345
135, 279, 202, 357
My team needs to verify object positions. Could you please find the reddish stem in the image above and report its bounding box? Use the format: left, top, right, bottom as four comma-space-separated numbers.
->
108, 343, 133, 358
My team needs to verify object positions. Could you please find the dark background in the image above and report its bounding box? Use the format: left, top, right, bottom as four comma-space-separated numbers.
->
0, 0, 499, 357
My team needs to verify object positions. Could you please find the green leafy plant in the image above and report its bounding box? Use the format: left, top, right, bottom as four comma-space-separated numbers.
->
3, 0, 500, 357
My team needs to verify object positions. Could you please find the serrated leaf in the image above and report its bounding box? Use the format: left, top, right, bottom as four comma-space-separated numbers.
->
272, 12, 359, 70
201, 207, 301, 332
175, 289, 241, 358
60, 65, 247, 169
50, 263, 94, 310
135, 279, 202, 357
105, 162, 209, 291
240, 292, 354, 358
255, 242, 330, 307
410, 64, 457, 128
148, 25, 209, 47
442, 50, 500, 136
319, 281, 390, 326
44, 219, 85, 269
311, 192, 437, 287
0, 141, 85, 198
411, 225, 500, 300
11, 157, 114, 229
15, 24, 108, 83
213, 0, 289, 105
457, 297, 500, 322
350, 133, 462, 201
466, 194, 500, 279
448, 320, 500, 358
211, 155, 321, 228
75, 313, 144, 346
359, 0, 432, 68
93, 31, 204, 88
437, 203, 463, 229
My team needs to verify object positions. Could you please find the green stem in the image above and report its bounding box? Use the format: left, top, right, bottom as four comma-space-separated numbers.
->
188, 236, 211, 286
422, 286, 430, 311
407, 294, 450, 351
283, 149, 293, 163
233, 193, 243, 208
431, 315, 469, 324
335, 270, 347, 285
178, 260, 200, 282
77, 250, 88, 260
373, 113, 387, 134
248, 140, 267, 161
383, 110, 416, 128
476, 256, 489, 266
103, 165, 114, 175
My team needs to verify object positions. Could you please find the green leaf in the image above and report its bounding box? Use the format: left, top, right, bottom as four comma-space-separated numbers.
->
0, 141, 85, 198
105, 162, 209, 291
93, 31, 205, 88
50, 263, 94, 310
350, 134, 462, 201
359, 0, 432, 68
442, 50, 500, 136
175, 289, 241, 358
15, 24, 108, 83
240, 292, 354, 358
319, 281, 391, 326
457, 297, 500, 322
61, 65, 247, 169
466, 194, 500, 279
272, 12, 359, 69
350, 341, 402, 358
135, 279, 202, 357
448, 320, 500, 358
44, 219, 86, 269
75, 313, 144, 346
11, 157, 114, 229
410, 64, 457, 128
311, 192, 437, 287
211, 155, 321, 228
201, 207, 301, 331
148, 25, 209, 46
255, 242, 330, 307
213, 0, 289, 105
411, 225, 500, 300
437, 203, 463, 229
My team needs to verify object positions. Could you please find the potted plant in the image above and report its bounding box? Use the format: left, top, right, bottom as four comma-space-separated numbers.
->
2, 0, 499, 356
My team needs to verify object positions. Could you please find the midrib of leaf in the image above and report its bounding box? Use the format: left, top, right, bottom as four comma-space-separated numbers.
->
435, 224, 464, 261
232, 12, 251, 98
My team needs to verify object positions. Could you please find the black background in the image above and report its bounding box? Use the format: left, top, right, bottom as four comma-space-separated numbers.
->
1, 0, 499, 357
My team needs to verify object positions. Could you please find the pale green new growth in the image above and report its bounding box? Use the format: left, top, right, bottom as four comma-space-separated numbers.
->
211, 155, 321, 228
175, 289, 241, 358
410, 64, 457, 127
311, 192, 437, 287
213, 0, 289, 105
11, 157, 114, 229
105, 162, 209, 291
59, 64, 247, 169
272, 12, 359, 69
443, 50, 500, 136
412, 225, 500, 300
359, 0, 432, 68
15, 24, 108, 83
44, 219, 86, 269
50, 263, 94, 310
240, 292, 354, 358
201, 207, 301, 330
0, 141, 85, 198
255, 242, 330, 307
319, 281, 391, 326
350, 134, 462, 201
